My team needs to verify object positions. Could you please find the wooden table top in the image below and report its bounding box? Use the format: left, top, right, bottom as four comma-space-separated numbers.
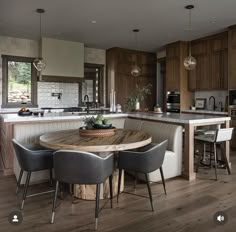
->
39, 129, 152, 152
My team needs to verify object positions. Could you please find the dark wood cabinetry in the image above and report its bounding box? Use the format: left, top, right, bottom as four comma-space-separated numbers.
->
165, 41, 193, 110
106, 48, 156, 110
189, 32, 228, 91
228, 26, 236, 89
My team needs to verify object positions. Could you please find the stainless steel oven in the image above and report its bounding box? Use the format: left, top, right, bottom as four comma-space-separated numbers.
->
166, 91, 180, 113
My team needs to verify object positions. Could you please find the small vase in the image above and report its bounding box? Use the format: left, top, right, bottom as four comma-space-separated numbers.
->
135, 101, 140, 111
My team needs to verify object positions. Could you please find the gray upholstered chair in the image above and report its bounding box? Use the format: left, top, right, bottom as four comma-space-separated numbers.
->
195, 128, 233, 180
51, 150, 114, 230
12, 139, 54, 210
117, 140, 168, 211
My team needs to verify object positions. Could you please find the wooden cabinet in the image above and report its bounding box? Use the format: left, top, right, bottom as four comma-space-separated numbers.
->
189, 32, 228, 91
106, 48, 156, 110
165, 42, 193, 110
230, 118, 236, 150
228, 26, 236, 89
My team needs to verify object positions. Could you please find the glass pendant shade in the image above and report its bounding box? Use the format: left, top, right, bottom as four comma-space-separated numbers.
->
33, 58, 46, 72
131, 64, 141, 77
34, 9, 46, 73
184, 55, 197, 70
131, 29, 141, 77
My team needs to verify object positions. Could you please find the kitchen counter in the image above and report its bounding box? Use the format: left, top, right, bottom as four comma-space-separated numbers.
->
182, 109, 228, 116
0, 112, 231, 181
0, 112, 230, 124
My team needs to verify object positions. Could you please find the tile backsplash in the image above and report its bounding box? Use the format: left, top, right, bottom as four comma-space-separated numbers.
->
38, 82, 79, 108
194, 90, 228, 110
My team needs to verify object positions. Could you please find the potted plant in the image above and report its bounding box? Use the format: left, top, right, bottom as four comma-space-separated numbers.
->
124, 83, 152, 112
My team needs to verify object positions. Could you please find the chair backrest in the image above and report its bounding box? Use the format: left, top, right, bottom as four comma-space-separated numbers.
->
119, 140, 168, 173
53, 150, 114, 184
12, 139, 53, 172
215, 128, 234, 142
124, 118, 143, 130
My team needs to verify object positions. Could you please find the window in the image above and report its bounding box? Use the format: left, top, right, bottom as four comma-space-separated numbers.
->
2, 55, 38, 108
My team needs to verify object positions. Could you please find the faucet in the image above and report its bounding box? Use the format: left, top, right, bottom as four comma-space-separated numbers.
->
209, 96, 217, 111
84, 95, 90, 113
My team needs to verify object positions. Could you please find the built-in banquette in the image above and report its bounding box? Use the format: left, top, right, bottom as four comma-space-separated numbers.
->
124, 118, 183, 181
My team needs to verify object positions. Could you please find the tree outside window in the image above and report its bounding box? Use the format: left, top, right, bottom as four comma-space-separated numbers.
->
2, 55, 38, 108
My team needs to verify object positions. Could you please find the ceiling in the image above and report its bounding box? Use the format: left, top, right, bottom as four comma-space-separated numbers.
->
1, 0, 236, 52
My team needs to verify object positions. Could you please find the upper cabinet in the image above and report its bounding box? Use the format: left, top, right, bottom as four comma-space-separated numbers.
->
165, 42, 193, 110
189, 32, 228, 91
106, 47, 156, 110
42, 38, 84, 78
228, 26, 236, 89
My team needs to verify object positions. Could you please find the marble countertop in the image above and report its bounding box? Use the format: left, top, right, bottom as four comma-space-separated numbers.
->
182, 109, 228, 116
1, 112, 128, 123
0, 111, 230, 124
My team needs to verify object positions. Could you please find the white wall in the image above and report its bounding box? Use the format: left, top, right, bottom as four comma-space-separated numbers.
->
0, 36, 106, 108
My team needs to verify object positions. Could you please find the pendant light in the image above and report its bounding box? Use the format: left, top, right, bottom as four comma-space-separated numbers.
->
131, 29, 141, 77
33, 9, 46, 73
184, 5, 197, 70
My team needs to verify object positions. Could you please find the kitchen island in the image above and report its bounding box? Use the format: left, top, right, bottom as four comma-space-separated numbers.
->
0, 112, 231, 182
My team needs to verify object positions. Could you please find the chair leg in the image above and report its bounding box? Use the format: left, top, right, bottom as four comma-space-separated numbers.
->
117, 169, 122, 203
213, 143, 218, 180
49, 169, 53, 185
95, 184, 101, 230
134, 172, 137, 190
159, 166, 167, 195
16, 169, 23, 195
145, 173, 154, 212
196, 143, 203, 173
109, 175, 113, 208
21, 171, 31, 210
220, 142, 231, 175
51, 180, 59, 224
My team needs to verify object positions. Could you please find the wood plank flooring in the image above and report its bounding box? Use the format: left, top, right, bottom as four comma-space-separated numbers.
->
1, 154, 236, 232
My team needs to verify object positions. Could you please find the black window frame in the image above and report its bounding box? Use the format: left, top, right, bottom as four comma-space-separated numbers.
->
1, 55, 38, 108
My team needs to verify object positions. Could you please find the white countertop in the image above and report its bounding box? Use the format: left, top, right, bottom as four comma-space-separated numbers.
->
182, 109, 228, 116
0, 112, 128, 123
0, 112, 230, 125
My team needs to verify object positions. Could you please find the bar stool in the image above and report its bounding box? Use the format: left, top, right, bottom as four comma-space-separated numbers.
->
12, 139, 54, 210
194, 128, 233, 180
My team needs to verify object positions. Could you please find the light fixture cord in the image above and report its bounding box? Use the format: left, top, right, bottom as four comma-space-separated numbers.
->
39, 12, 42, 39
188, 8, 192, 56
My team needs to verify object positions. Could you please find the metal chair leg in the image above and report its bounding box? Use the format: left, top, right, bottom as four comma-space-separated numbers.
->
95, 184, 101, 230
49, 168, 53, 185
196, 144, 203, 173
16, 169, 23, 195
159, 166, 167, 195
109, 175, 113, 208
117, 169, 122, 203
213, 143, 218, 180
21, 171, 31, 210
220, 142, 231, 175
145, 173, 154, 212
51, 181, 59, 224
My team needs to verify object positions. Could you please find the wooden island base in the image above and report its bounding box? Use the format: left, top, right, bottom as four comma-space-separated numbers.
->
73, 169, 124, 200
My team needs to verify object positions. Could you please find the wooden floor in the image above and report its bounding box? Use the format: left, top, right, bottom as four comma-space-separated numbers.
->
1, 155, 236, 232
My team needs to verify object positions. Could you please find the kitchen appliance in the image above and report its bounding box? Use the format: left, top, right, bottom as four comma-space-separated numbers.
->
166, 91, 180, 113
229, 89, 236, 106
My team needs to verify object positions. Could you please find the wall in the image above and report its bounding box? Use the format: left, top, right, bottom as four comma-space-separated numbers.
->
0, 36, 106, 108
194, 90, 228, 111
38, 82, 79, 108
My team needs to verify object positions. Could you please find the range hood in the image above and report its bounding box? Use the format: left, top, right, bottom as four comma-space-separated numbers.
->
41, 38, 84, 81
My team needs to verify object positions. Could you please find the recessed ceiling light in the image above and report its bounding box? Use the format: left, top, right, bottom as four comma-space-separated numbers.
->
91, 20, 97, 24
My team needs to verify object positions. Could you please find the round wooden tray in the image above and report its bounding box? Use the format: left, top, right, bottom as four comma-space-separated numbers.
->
79, 127, 116, 137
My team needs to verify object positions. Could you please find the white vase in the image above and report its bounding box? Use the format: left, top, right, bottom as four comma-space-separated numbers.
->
135, 101, 140, 110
